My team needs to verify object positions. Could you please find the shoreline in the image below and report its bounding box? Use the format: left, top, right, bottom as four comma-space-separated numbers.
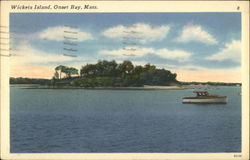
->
10, 84, 241, 90
22, 86, 184, 90
10, 84, 41, 87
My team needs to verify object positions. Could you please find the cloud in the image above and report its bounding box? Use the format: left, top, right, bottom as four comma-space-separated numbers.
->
10, 43, 73, 78
99, 47, 154, 58
157, 63, 241, 82
102, 23, 170, 43
99, 47, 192, 62
10, 41, 90, 78
175, 24, 218, 44
205, 40, 241, 62
158, 64, 207, 71
38, 26, 93, 42
155, 48, 192, 62
11, 41, 77, 67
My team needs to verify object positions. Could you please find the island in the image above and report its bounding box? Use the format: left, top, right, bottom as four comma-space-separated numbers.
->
10, 60, 241, 89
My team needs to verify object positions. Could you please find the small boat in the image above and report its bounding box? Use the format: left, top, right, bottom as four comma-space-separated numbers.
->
182, 91, 227, 104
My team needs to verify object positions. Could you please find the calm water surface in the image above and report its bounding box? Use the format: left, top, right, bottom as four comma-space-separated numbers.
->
10, 86, 241, 153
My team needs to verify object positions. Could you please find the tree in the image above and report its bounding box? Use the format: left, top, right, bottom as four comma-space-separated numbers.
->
144, 63, 156, 73
70, 60, 178, 87
64, 67, 78, 78
55, 65, 78, 79
80, 64, 97, 77
53, 70, 59, 79
96, 60, 118, 77
55, 65, 67, 79
117, 61, 134, 79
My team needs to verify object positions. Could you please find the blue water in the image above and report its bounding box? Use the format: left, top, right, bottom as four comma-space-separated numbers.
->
10, 86, 241, 153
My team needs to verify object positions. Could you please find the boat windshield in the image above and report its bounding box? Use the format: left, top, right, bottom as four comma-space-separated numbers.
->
195, 91, 208, 96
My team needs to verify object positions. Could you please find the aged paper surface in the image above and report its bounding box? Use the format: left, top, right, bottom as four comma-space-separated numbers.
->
0, 0, 249, 160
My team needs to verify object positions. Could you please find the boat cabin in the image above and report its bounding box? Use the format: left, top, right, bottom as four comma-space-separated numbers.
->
194, 91, 209, 97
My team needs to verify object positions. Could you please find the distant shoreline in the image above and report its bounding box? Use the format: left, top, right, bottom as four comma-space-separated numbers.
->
10, 84, 40, 87
10, 84, 241, 90
21, 86, 184, 90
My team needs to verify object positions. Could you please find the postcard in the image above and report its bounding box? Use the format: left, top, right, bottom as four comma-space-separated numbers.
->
0, 0, 249, 160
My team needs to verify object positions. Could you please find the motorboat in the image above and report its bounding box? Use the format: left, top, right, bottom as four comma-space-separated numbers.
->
182, 91, 227, 104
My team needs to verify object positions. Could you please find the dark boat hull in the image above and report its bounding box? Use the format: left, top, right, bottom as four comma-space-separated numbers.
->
182, 96, 227, 104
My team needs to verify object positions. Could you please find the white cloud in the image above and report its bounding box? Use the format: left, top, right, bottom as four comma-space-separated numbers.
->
99, 47, 192, 62
102, 23, 170, 43
100, 47, 154, 58
175, 24, 218, 44
11, 41, 78, 67
155, 48, 192, 62
157, 63, 208, 71
205, 40, 241, 62
38, 26, 93, 42
10, 42, 97, 78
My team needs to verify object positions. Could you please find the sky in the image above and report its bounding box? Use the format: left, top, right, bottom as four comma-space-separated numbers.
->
9, 13, 241, 82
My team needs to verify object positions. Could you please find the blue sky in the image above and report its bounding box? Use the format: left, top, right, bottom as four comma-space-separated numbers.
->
9, 13, 241, 82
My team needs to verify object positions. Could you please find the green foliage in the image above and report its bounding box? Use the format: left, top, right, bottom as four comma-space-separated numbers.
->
55, 65, 67, 79
72, 77, 113, 88
80, 60, 118, 78
10, 77, 51, 85
73, 60, 178, 87
55, 65, 78, 79
10, 61, 179, 87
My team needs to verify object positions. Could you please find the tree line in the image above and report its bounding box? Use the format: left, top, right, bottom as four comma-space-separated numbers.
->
52, 60, 178, 87
10, 77, 51, 85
